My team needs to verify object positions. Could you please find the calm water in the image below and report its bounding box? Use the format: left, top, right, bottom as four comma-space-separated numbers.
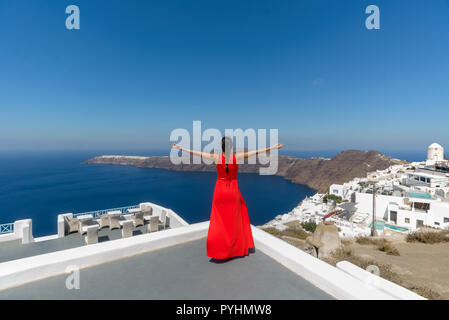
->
0, 151, 315, 237
0, 149, 425, 237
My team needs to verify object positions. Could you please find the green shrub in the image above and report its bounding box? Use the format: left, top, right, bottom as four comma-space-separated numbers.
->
282, 228, 310, 240
261, 227, 282, 237
406, 231, 449, 244
261, 227, 309, 240
356, 236, 386, 246
378, 242, 400, 256
355, 236, 400, 255
323, 194, 343, 204
301, 221, 317, 233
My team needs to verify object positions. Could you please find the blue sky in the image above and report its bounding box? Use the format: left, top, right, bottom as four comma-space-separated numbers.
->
0, 0, 448, 152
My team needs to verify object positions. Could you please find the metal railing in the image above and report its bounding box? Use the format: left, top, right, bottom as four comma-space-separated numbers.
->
0, 223, 14, 235
73, 205, 140, 219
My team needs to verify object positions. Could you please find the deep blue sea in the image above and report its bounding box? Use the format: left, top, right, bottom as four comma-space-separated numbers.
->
0, 149, 424, 237
0, 150, 316, 237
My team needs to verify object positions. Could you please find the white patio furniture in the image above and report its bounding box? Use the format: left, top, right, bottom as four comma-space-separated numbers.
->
78, 214, 93, 222
147, 216, 159, 233
142, 206, 153, 214
141, 206, 153, 224
108, 212, 122, 230
120, 220, 134, 238
159, 210, 167, 229
122, 213, 134, 220
64, 215, 79, 234
132, 212, 144, 227
78, 214, 98, 235
83, 225, 99, 245
127, 208, 141, 214
98, 213, 110, 229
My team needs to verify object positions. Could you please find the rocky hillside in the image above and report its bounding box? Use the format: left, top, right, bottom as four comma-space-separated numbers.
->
85, 150, 405, 193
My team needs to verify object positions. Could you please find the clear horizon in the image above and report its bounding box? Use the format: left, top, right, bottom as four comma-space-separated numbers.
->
1, 0, 448, 151
0, 148, 429, 163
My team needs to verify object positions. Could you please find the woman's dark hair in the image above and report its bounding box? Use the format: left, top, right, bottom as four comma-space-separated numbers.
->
221, 137, 227, 153
221, 136, 233, 154
221, 136, 233, 174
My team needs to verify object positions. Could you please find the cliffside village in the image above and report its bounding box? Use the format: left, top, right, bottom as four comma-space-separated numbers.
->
264, 143, 449, 238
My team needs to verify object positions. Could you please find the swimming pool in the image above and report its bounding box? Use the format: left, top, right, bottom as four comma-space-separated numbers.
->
385, 224, 408, 232
369, 220, 408, 232
369, 220, 385, 230
408, 192, 432, 199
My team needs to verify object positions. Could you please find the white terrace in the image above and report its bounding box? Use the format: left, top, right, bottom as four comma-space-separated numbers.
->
0, 202, 423, 300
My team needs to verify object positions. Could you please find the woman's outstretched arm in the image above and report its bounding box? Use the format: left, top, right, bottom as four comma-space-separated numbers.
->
235, 144, 283, 160
172, 144, 218, 161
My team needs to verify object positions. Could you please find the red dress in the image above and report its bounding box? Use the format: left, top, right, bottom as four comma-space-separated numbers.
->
207, 154, 255, 259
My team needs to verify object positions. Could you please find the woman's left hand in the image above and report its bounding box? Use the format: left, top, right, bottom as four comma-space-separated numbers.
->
274, 143, 283, 150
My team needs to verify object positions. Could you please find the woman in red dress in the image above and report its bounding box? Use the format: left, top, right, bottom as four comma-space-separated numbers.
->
173, 138, 283, 261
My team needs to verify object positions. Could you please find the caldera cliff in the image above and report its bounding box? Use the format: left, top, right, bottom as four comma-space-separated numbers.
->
85, 150, 405, 193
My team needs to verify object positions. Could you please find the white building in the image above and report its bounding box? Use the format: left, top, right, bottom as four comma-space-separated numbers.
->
403, 171, 449, 189
354, 192, 449, 231
426, 142, 444, 166
329, 184, 348, 199
267, 143, 449, 237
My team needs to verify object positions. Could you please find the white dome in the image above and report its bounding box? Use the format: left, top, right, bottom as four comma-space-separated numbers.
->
427, 142, 444, 163
428, 142, 443, 150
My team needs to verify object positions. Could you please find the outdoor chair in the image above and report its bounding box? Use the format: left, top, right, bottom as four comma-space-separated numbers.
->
159, 210, 167, 229
78, 215, 99, 235
147, 216, 159, 233
83, 225, 99, 245
64, 215, 79, 234
77, 214, 98, 234
109, 213, 122, 230
142, 206, 153, 224
404, 198, 411, 206
98, 213, 110, 229
132, 212, 144, 227
142, 206, 153, 216
120, 220, 134, 238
